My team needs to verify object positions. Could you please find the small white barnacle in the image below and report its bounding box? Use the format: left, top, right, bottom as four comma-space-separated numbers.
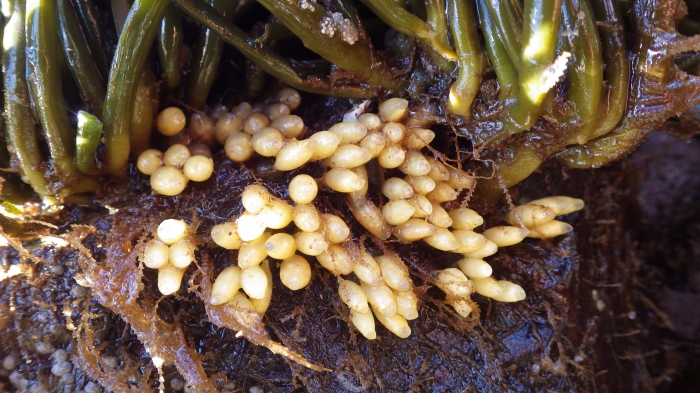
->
330, 12, 359, 45
300, 0, 315, 12
320, 17, 335, 37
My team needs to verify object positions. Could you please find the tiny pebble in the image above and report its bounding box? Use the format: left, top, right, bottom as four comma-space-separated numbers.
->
60, 373, 76, 385
2, 355, 18, 370
35, 341, 54, 354
50, 265, 65, 275
249, 387, 264, 393
102, 356, 119, 370
70, 285, 88, 298
84, 381, 103, 393
53, 349, 68, 363
170, 377, 185, 391
9, 370, 27, 388
51, 361, 73, 377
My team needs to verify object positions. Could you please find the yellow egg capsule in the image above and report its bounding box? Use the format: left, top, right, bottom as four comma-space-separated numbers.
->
362, 282, 398, 317
404, 175, 436, 195
382, 177, 414, 200
274, 87, 301, 110
240, 266, 269, 299
376, 254, 411, 292
425, 157, 450, 181
156, 107, 186, 136
471, 276, 504, 298
182, 155, 214, 182
270, 115, 305, 139
482, 226, 530, 247
150, 166, 187, 196
294, 232, 328, 256
507, 204, 557, 228
360, 132, 387, 157
157, 219, 188, 245
350, 309, 377, 340
250, 261, 273, 315
274, 139, 318, 171
142, 240, 169, 269
292, 204, 322, 232
169, 238, 196, 269
378, 98, 408, 122
316, 245, 354, 275
462, 239, 498, 258
224, 132, 254, 162
323, 144, 373, 168
377, 145, 406, 169
251, 127, 285, 157
163, 144, 191, 168
241, 185, 271, 214
258, 200, 293, 229
446, 297, 473, 318
242, 112, 270, 135
403, 128, 435, 149
448, 208, 484, 230
238, 233, 271, 268
211, 222, 243, 250
288, 174, 318, 205
445, 165, 476, 190
328, 121, 368, 143
426, 182, 458, 203
264, 102, 290, 120
490, 280, 527, 302
372, 304, 411, 338
382, 200, 416, 225
325, 168, 366, 193
338, 279, 370, 313
279, 255, 312, 290
452, 230, 488, 254
526, 196, 585, 215
457, 258, 493, 278
137, 149, 164, 175
526, 220, 574, 238
434, 268, 472, 297
264, 233, 297, 260
353, 251, 383, 286
346, 194, 392, 240
215, 113, 243, 145
428, 203, 453, 228
399, 151, 431, 177
158, 263, 185, 295
321, 214, 351, 243
381, 122, 405, 144
408, 195, 433, 218
308, 131, 342, 161
395, 290, 419, 320
358, 113, 382, 132
423, 228, 460, 251
210, 266, 242, 305
393, 219, 437, 242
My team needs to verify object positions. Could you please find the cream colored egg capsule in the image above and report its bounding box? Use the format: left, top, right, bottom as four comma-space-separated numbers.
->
251, 127, 285, 157
264, 102, 290, 120
157, 219, 188, 245
274, 88, 302, 111
350, 309, 377, 340
361, 132, 387, 156
235, 212, 267, 242
347, 194, 392, 240
382, 200, 416, 225
211, 222, 243, 250
150, 166, 187, 196
482, 226, 530, 247
426, 182, 458, 203
338, 279, 369, 313
308, 131, 342, 161
394, 219, 437, 242
434, 268, 473, 297
376, 254, 411, 292
507, 204, 557, 228
425, 157, 450, 181
457, 258, 493, 278
447, 297, 473, 318
409, 195, 433, 218
316, 245, 354, 275
241, 185, 271, 214
210, 266, 242, 305
142, 240, 169, 269
372, 304, 411, 338
288, 174, 318, 205
452, 230, 488, 253
229, 291, 263, 327
294, 232, 328, 256
279, 255, 312, 290
274, 139, 318, 171
242, 112, 270, 135
264, 233, 297, 260
526, 196, 584, 215
378, 98, 408, 122
224, 132, 254, 162
292, 204, 321, 232
358, 113, 382, 132
158, 263, 185, 295
405, 175, 436, 195
448, 208, 483, 230
169, 239, 195, 269
490, 280, 526, 302
324, 168, 366, 193
462, 239, 498, 258
403, 128, 435, 149
271, 115, 305, 139
526, 220, 574, 238
399, 151, 431, 177
361, 282, 398, 317
163, 144, 191, 168
321, 214, 351, 243
395, 290, 419, 320
428, 203, 453, 228
377, 145, 406, 169
423, 228, 460, 251
182, 155, 214, 182
382, 177, 414, 200
156, 107, 186, 136
215, 113, 243, 145
238, 233, 270, 268
323, 144, 373, 168
258, 200, 293, 229
137, 149, 164, 175
250, 261, 273, 315
382, 122, 405, 144
328, 121, 368, 143
240, 266, 269, 299
353, 251, 383, 286
471, 276, 504, 298
445, 165, 476, 190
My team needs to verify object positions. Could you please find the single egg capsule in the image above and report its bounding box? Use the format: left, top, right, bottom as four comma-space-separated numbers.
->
279, 255, 312, 290
156, 107, 186, 136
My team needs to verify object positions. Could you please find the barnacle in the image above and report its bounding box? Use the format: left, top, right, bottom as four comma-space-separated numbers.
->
1, 0, 699, 391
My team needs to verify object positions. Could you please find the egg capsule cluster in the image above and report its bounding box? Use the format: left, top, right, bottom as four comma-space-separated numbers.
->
203, 93, 586, 338
137, 142, 214, 196
141, 219, 195, 295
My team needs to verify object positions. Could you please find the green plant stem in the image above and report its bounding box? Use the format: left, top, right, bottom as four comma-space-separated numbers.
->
508, 0, 562, 131
157, 4, 184, 89
587, 0, 629, 139
70, 0, 110, 83
562, 0, 603, 145
482, 0, 523, 72
58, 0, 106, 120
476, 0, 518, 103
26, 0, 96, 195
102, 0, 169, 178
76, 111, 102, 176
2, 0, 49, 196
173, 0, 384, 97
185, 0, 237, 109
361, 0, 456, 61
130, 68, 157, 158
446, 0, 485, 117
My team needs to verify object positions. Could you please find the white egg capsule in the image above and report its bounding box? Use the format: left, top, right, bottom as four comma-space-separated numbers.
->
338, 279, 369, 313
279, 255, 312, 290
316, 245, 354, 275
294, 232, 328, 256
250, 261, 273, 315
292, 204, 321, 232
157, 219, 188, 245
238, 233, 270, 268
264, 233, 297, 260
211, 222, 243, 250
434, 268, 473, 297
274, 139, 318, 171
158, 263, 185, 295
288, 174, 318, 205
457, 258, 493, 278
362, 282, 398, 317
210, 266, 242, 305
325, 168, 366, 193
169, 238, 196, 269
350, 309, 377, 340
482, 226, 530, 247
142, 240, 169, 269
240, 266, 269, 299
235, 212, 267, 242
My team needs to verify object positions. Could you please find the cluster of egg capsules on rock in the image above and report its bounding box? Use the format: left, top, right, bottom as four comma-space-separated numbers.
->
138, 91, 586, 339
136, 88, 302, 195
142, 219, 197, 295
